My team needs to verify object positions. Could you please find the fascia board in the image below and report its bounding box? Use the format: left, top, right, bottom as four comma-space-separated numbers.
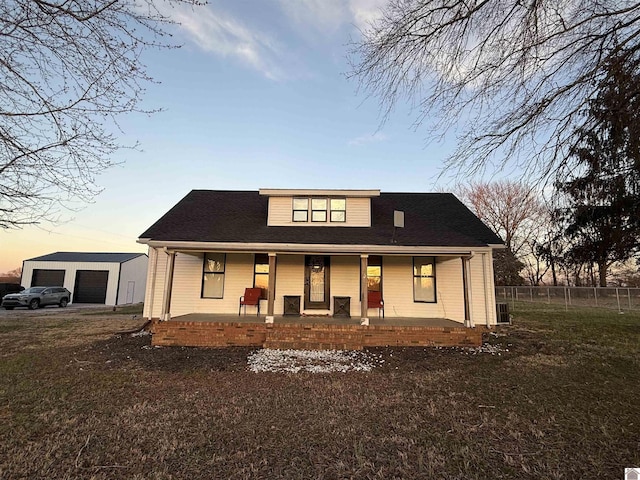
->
140, 240, 491, 256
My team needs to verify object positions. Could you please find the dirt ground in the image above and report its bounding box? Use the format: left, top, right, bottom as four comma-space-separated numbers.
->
80, 333, 490, 373
0, 304, 638, 479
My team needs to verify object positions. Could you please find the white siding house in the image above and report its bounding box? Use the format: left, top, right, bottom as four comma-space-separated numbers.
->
138, 189, 504, 328
22, 252, 148, 305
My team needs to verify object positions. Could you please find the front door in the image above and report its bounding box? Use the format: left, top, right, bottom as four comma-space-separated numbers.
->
304, 255, 330, 309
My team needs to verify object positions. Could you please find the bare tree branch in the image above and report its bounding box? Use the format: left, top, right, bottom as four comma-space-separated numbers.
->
349, 0, 640, 182
0, 0, 204, 228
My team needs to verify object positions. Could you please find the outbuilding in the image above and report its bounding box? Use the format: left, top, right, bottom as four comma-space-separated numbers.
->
22, 252, 148, 305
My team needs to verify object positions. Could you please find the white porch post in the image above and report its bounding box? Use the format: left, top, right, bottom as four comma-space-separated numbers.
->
462, 255, 475, 328
160, 251, 176, 321
360, 254, 369, 325
146, 247, 158, 320
482, 252, 492, 327
266, 253, 277, 323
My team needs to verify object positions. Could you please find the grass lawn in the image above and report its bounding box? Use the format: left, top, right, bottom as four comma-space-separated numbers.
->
0, 303, 638, 479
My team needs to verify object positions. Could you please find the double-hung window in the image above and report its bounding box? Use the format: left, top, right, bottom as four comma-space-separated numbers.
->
293, 197, 347, 223
293, 198, 309, 222
311, 198, 327, 222
413, 257, 436, 302
330, 199, 346, 222
254, 254, 270, 299
202, 253, 225, 298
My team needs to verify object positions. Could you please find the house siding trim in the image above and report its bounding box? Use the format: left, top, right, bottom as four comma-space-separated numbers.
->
139, 240, 486, 256
259, 189, 380, 197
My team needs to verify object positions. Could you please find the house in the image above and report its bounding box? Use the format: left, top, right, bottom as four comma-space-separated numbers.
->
138, 189, 503, 347
22, 252, 148, 305
627, 469, 640, 480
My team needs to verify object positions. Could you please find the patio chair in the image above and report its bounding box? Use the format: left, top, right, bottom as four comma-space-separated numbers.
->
368, 291, 384, 318
239, 288, 262, 316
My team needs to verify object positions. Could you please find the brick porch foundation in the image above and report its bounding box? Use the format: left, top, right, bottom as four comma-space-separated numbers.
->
151, 320, 486, 350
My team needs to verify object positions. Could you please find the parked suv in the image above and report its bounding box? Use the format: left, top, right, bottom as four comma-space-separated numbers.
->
1, 286, 71, 310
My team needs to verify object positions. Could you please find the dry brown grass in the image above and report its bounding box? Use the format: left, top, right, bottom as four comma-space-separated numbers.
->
0, 303, 638, 479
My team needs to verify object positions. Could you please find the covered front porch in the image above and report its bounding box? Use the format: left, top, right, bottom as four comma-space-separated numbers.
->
146, 248, 496, 324
151, 314, 486, 350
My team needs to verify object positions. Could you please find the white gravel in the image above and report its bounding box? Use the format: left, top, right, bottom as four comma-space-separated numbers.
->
463, 342, 510, 355
130, 330, 151, 337
247, 349, 385, 373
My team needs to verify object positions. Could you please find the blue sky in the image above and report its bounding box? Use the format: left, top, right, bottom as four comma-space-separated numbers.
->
0, 0, 464, 273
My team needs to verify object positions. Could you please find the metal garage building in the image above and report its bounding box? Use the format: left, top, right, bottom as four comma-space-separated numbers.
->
22, 252, 148, 305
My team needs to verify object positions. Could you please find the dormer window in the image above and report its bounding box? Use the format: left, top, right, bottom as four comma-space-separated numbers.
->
262, 189, 378, 227
292, 198, 309, 222
292, 197, 347, 223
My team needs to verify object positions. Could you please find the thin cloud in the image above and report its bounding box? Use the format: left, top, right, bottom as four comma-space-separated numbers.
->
158, 1, 389, 80
348, 0, 387, 31
167, 5, 287, 80
348, 132, 388, 146
277, 0, 387, 35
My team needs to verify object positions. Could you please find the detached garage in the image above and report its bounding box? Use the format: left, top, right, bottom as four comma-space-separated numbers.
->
22, 252, 148, 305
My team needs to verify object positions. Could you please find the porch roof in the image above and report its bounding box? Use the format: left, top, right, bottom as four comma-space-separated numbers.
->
138, 190, 503, 248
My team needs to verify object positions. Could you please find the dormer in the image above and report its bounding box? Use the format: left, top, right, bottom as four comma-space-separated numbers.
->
259, 189, 381, 227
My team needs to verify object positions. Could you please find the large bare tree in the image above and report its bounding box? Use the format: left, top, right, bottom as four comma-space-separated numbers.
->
459, 181, 547, 284
350, 0, 640, 181
459, 181, 545, 257
0, 0, 201, 228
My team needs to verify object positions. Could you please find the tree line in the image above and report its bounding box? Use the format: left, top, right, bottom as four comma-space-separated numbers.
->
459, 51, 640, 287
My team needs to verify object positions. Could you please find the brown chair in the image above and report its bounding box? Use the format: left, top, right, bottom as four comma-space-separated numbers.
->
368, 291, 384, 318
239, 288, 262, 316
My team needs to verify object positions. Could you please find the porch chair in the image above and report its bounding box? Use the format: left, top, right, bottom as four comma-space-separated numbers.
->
239, 288, 262, 316
368, 291, 384, 318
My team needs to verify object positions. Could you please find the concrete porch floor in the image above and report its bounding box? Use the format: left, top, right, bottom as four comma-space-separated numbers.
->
170, 313, 464, 328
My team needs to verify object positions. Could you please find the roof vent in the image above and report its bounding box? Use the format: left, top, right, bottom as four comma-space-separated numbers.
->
392, 210, 404, 244
393, 210, 405, 228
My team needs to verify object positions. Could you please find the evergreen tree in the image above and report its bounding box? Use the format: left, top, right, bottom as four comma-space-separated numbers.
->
557, 51, 640, 286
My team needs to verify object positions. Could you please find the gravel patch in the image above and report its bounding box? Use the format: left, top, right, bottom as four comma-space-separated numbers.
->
247, 349, 386, 373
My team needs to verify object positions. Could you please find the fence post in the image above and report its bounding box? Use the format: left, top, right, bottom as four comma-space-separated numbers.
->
568, 288, 572, 306
511, 287, 515, 310
547, 287, 550, 304
628, 288, 632, 310
564, 287, 568, 311
616, 288, 621, 313
594, 287, 598, 307
530, 287, 533, 302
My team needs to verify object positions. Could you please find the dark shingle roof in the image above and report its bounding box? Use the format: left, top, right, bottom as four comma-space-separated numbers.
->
26, 252, 146, 263
139, 190, 502, 247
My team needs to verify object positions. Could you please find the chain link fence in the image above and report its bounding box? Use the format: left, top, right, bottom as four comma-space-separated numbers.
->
495, 286, 640, 312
